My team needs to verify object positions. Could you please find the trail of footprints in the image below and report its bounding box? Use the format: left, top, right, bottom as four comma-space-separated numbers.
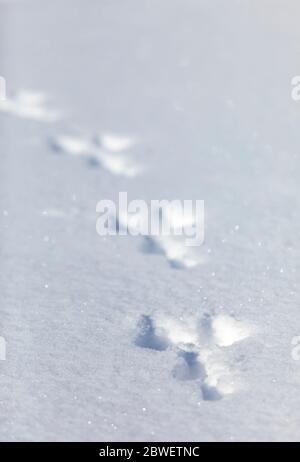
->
1, 88, 253, 402
0, 87, 202, 269
135, 313, 253, 401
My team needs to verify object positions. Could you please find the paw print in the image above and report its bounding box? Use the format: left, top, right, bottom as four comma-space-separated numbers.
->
50, 132, 141, 177
135, 313, 253, 401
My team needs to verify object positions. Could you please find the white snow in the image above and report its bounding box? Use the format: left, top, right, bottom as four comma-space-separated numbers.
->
98, 133, 136, 153
1, 0, 300, 443
0, 90, 60, 122
51, 134, 141, 177
212, 315, 252, 347
117, 205, 204, 269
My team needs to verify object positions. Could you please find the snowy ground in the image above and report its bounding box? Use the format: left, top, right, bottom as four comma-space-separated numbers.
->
1, 0, 300, 442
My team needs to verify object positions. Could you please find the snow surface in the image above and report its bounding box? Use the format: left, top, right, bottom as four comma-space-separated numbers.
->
1, 0, 300, 442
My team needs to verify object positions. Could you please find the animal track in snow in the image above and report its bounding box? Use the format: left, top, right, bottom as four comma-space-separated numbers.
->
140, 234, 201, 269
118, 205, 204, 269
50, 133, 141, 178
211, 314, 251, 347
0, 90, 60, 122
135, 313, 252, 401
100, 133, 135, 152
135, 315, 169, 351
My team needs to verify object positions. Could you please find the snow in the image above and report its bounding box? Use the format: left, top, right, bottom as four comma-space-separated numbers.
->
0, 89, 60, 121
0, 0, 300, 442
51, 134, 141, 177
117, 203, 205, 268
